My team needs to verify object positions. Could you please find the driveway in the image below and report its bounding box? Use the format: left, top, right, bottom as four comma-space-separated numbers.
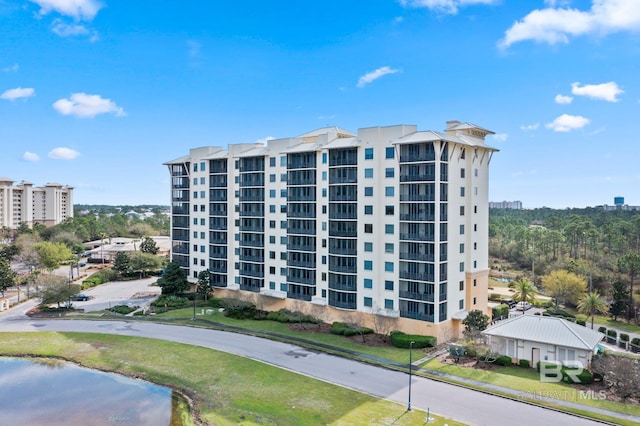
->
71, 277, 161, 312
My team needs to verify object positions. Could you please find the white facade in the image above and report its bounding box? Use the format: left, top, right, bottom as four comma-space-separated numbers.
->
0, 178, 73, 229
166, 121, 497, 336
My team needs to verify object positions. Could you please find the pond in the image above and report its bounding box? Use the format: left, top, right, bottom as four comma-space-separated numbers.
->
0, 357, 187, 426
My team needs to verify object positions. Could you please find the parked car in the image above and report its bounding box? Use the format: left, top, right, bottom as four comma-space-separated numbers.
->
501, 298, 517, 308
516, 301, 532, 311
71, 294, 90, 301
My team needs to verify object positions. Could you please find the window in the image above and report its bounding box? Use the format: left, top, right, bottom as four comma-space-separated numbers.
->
460, 187, 465, 196
364, 242, 373, 252
269, 220, 276, 228
473, 297, 477, 305
384, 280, 394, 290
200, 190, 205, 198
364, 279, 373, 289
269, 189, 276, 198
269, 281, 276, 290
460, 206, 465, 216
322, 255, 327, 264
321, 272, 327, 281
200, 245, 205, 253
474, 168, 478, 177
385, 146, 394, 159
270, 157, 276, 167
473, 260, 477, 268
193, 163, 198, 172
280, 221, 287, 229
461, 149, 465, 159
200, 232, 205, 239
459, 262, 464, 272
364, 260, 373, 270
193, 191, 198, 199
385, 262, 394, 272
235, 160, 239, 170
269, 251, 276, 259
269, 266, 276, 274
269, 205, 276, 213
322, 289, 326, 297
473, 279, 477, 287
364, 168, 373, 178
364, 205, 373, 215
385, 224, 394, 234
322, 152, 327, 164
474, 224, 478, 232
460, 224, 465, 234
322, 221, 327, 231
281, 205, 287, 213
280, 252, 287, 260
269, 174, 276, 182
385, 243, 394, 253
281, 173, 287, 182
385, 205, 394, 215
281, 283, 288, 292
269, 235, 276, 244
200, 205, 205, 211
364, 187, 373, 196
365, 147, 374, 159
385, 186, 394, 197
193, 218, 198, 225
460, 243, 464, 253
474, 205, 477, 213
200, 218, 205, 226
200, 162, 205, 171
322, 238, 327, 247
364, 297, 373, 307
193, 177, 198, 185
280, 189, 287, 198
280, 156, 286, 166
474, 242, 477, 250
459, 299, 464, 309
322, 171, 327, 181
193, 258, 198, 265
200, 177, 205, 185
385, 167, 394, 178
322, 188, 327, 197
459, 281, 464, 291
384, 299, 393, 310
280, 267, 287, 276
280, 236, 287, 245
460, 168, 465, 178
364, 224, 373, 233
322, 205, 327, 214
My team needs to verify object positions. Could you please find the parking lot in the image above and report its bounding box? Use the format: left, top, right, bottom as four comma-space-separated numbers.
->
69, 277, 161, 312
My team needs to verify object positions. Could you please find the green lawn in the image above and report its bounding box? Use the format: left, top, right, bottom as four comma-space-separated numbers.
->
422, 358, 640, 420
0, 332, 461, 426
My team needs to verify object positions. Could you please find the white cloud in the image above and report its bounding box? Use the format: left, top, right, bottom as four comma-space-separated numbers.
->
400, 0, 498, 15
255, 136, 275, 145
554, 94, 573, 104
571, 81, 623, 102
22, 152, 40, 162
357, 66, 400, 88
546, 114, 590, 132
520, 123, 540, 131
492, 133, 508, 142
53, 93, 125, 118
30, 0, 103, 21
1, 87, 35, 100
500, 0, 640, 48
2, 64, 19, 72
52, 20, 89, 37
48, 147, 80, 160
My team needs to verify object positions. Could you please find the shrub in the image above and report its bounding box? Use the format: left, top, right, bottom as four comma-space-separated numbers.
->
488, 293, 502, 302
266, 309, 321, 324
330, 322, 373, 337
598, 326, 607, 333
390, 331, 436, 349
563, 368, 594, 385
492, 304, 509, 320
223, 301, 257, 319
207, 298, 224, 308
494, 356, 512, 366
519, 359, 530, 368
620, 333, 630, 342
576, 319, 586, 326
607, 329, 617, 338
108, 304, 138, 315
544, 308, 575, 318
631, 338, 640, 353
151, 294, 189, 309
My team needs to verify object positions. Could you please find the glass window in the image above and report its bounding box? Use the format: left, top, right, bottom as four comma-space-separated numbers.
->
200, 245, 205, 253
280, 189, 287, 198
200, 190, 206, 198
385, 186, 394, 196
385, 224, 394, 234
322, 188, 327, 197
385, 280, 394, 290
364, 224, 373, 233
364, 205, 373, 215
384, 262, 394, 272
193, 177, 198, 185
385, 205, 394, 215
459, 280, 464, 291
280, 283, 287, 292
200, 177, 205, 184
460, 168, 465, 178
269, 220, 276, 228
385, 147, 394, 159
364, 260, 373, 270
385, 243, 394, 253
364, 242, 373, 252
193, 218, 198, 225
364, 297, 373, 307
385, 167, 394, 178
459, 262, 464, 272
269, 251, 276, 259
364, 147, 374, 160
460, 243, 464, 253
322, 152, 327, 164
280, 220, 287, 229
270, 205, 276, 213
364, 279, 372, 289
269, 235, 276, 244
459, 299, 464, 309
364, 168, 373, 178
460, 206, 465, 215
322, 171, 327, 181
322, 255, 327, 265
269, 281, 276, 290
193, 231, 198, 238
280, 156, 286, 166
384, 299, 393, 310
460, 224, 464, 234
281, 252, 287, 260
193, 163, 198, 172
270, 157, 276, 167
322, 221, 327, 231
200, 162, 205, 171
281, 205, 287, 213
193, 191, 198, 199
460, 187, 465, 196
280, 267, 287, 276
270, 174, 276, 182
364, 187, 373, 196
200, 218, 205, 225
280, 236, 287, 245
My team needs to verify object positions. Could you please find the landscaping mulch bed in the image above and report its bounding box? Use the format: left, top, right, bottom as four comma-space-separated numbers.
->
287, 322, 394, 347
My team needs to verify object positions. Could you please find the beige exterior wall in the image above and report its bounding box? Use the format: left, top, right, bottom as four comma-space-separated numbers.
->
0, 179, 72, 229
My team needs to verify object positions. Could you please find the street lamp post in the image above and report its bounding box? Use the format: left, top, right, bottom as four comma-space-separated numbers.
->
191, 290, 197, 321
408, 340, 415, 411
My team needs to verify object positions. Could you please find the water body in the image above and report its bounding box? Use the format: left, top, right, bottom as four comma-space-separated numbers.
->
0, 357, 177, 426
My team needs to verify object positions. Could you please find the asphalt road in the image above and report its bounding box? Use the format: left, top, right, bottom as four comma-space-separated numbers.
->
0, 318, 604, 426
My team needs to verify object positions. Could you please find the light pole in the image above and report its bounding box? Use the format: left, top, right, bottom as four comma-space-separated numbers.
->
408, 340, 415, 411
191, 288, 197, 321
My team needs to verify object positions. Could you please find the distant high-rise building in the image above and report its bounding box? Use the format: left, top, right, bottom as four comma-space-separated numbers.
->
488, 200, 522, 210
0, 178, 74, 228
165, 121, 498, 340
601, 196, 639, 211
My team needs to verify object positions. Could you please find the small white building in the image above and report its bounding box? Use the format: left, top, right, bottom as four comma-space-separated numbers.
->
482, 315, 604, 368
83, 236, 170, 262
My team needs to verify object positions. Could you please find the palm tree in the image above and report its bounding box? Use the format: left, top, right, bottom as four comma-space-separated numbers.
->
512, 279, 537, 315
577, 292, 608, 329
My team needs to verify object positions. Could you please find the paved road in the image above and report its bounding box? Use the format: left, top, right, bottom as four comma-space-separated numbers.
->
0, 319, 603, 426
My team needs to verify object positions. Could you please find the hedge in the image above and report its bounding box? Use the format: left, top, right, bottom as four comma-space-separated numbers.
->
330, 322, 373, 337
492, 304, 509, 320
631, 338, 640, 353
620, 333, 630, 342
576, 319, 586, 326
390, 331, 436, 349
598, 326, 607, 334
494, 356, 512, 366
266, 309, 320, 324
519, 359, 530, 368
544, 308, 576, 318
607, 329, 617, 338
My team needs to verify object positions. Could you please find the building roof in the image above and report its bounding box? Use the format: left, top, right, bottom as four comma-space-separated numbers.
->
482, 315, 604, 351
446, 121, 494, 135
296, 126, 355, 139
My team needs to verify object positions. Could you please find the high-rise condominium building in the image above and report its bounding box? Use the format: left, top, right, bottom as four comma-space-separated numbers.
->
165, 121, 497, 339
0, 178, 74, 229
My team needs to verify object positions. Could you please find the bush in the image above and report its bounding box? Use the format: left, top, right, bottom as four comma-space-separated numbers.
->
563, 368, 594, 385
576, 319, 586, 326
330, 322, 373, 337
631, 338, 640, 353
207, 298, 225, 308
492, 304, 509, 320
620, 333, 630, 342
488, 293, 502, 302
223, 301, 257, 319
519, 359, 530, 368
151, 294, 189, 309
265, 309, 321, 324
598, 326, 607, 335
494, 356, 512, 366
544, 308, 576, 318
607, 329, 617, 338
108, 304, 138, 315
390, 331, 436, 349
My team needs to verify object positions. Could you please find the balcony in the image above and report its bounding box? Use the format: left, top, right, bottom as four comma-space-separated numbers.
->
329, 299, 357, 310
399, 291, 435, 302
328, 283, 357, 292
287, 292, 312, 301
400, 311, 434, 322
399, 154, 435, 163
399, 214, 435, 222
287, 275, 316, 285
399, 252, 434, 262
329, 230, 357, 238
239, 240, 264, 248
399, 233, 435, 242
328, 265, 357, 274
399, 271, 434, 282
287, 227, 315, 236
399, 194, 435, 202
239, 254, 263, 263
400, 174, 435, 183
328, 247, 357, 256
328, 212, 358, 220
239, 269, 264, 278
287, 243, 315, 252
287, 259, 316, 268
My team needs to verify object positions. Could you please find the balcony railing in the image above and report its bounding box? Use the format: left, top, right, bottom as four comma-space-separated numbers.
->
399, 214, 435, 222
399, 252, 434, 262
400, 311, 434, 322
399, 271, 434, 282
399, 233, 435, 242
328, 299, 357, 310
399, 291, 435, 302
399, 194, 435, 202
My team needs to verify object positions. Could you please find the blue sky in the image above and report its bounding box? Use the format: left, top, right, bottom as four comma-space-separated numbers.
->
1, 0, 639, 208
